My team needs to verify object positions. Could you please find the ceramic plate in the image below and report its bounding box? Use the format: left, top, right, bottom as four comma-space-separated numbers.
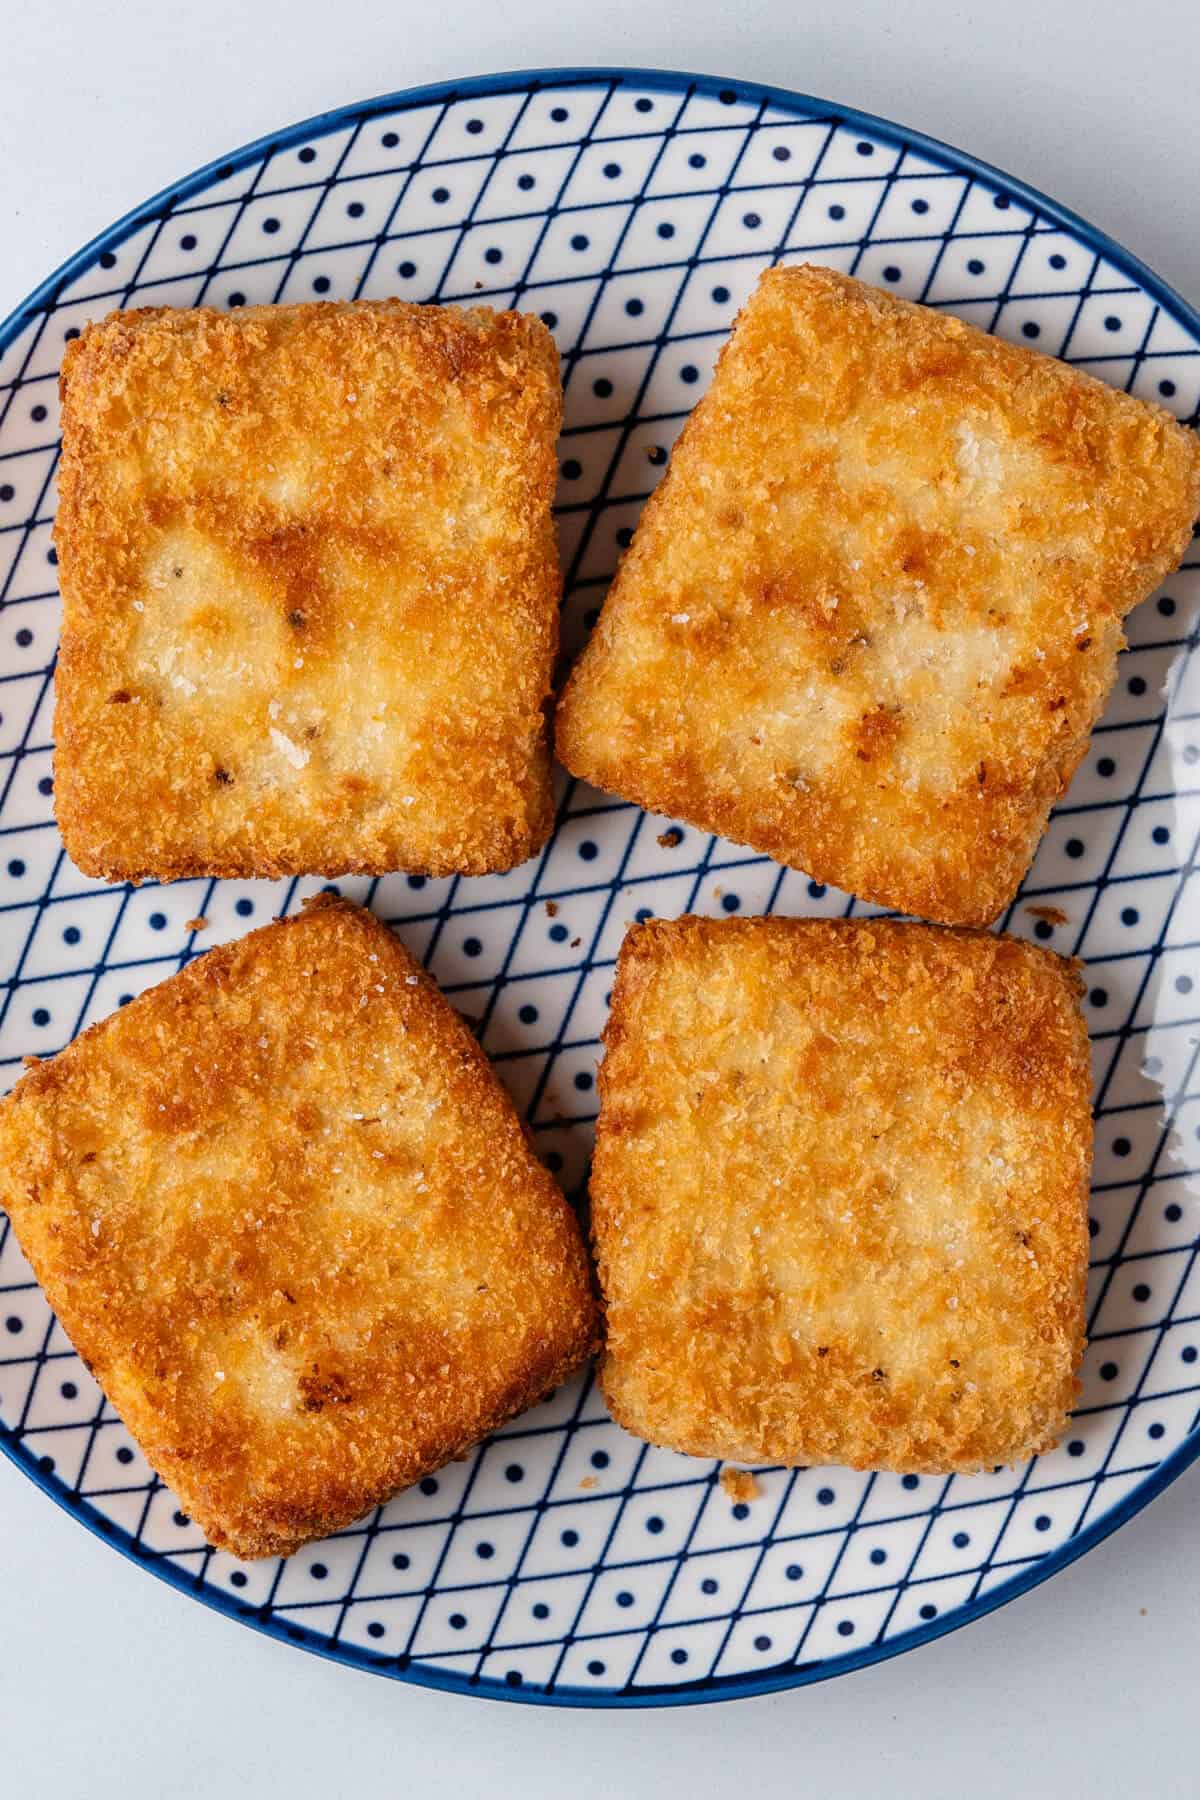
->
1, 66, 1198, 1707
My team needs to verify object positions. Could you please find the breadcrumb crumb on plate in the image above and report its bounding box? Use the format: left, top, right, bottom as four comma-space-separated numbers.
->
593, 914, 1092, 1474
0, 897, 596, 1558
53, 299, 563, 882
719, 1466, 761, 1502
557, 265, 1200, 926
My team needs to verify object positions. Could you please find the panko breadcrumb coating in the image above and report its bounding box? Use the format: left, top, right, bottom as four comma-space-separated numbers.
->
593, 915, 1092, 1474
54, 299, 563, 882
557, 265, 1200, 926
0, 898, 596, 1558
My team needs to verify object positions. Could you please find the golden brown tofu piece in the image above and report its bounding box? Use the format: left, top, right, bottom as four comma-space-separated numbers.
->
0, 898, 596, 1557
54, 300, 563, 881
593, 915, 1091, 1473
557, 265, 1200, 926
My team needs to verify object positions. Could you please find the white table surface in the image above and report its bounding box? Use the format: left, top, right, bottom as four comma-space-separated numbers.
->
3, 3, 1198, 1794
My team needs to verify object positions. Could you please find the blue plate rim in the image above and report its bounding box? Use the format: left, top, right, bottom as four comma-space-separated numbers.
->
1, 63, 1198, 1709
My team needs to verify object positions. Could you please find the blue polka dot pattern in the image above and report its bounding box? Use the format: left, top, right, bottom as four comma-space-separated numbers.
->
0, 66, 1197, 1716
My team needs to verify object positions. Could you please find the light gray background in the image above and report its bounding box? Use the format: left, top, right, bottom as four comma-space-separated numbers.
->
2, 3, 1197, 1794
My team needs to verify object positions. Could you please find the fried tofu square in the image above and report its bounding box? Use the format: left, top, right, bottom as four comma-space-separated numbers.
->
0, 898, 595, 1558
593, 915, 1091, 1473
557, 265, 1200, 927
54, 300, 563, 882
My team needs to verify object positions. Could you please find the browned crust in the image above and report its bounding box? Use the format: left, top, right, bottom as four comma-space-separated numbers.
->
557, 265, 1200, 926
0, 897, 597, 1557
592, 914, 1092, 1473
53, 300, 563, 882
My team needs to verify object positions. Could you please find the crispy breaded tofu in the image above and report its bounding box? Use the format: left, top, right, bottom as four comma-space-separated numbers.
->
557, 266, 1200, 926
593, 915, 1091, 1473
54, 300, 563, 882
0, 898, 595, 1557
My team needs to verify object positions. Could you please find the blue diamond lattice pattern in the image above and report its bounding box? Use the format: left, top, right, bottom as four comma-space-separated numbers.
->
0, 69, 1199, 1707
